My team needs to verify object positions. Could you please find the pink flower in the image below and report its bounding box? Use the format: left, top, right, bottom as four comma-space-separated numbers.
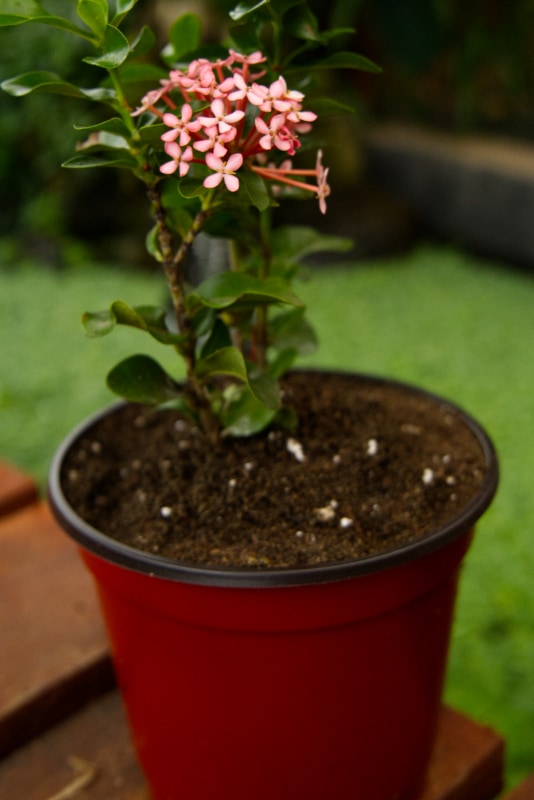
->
198, 99, 245, 134
194, 127, 236, 158
255, 115, 292, 152
229, 49, 266, 67
161, 105, 202, 146
160, 143, 193, 177
315, 150, 331, 214
131, 85, 171, 116
203, 152, 244, 192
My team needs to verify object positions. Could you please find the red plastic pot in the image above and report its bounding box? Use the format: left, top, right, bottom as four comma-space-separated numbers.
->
48, 373, 498, 800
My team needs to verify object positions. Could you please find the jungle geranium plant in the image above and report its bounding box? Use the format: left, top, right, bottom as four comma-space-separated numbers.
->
2, 0, 378, 442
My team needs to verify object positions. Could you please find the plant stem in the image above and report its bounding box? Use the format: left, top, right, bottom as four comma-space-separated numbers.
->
253, 208, 272, 369
147, 182, 221, 443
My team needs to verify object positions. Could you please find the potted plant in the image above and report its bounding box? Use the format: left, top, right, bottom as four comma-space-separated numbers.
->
2, 3, 498, 799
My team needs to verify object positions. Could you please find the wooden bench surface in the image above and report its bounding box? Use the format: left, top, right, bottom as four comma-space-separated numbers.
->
0, 459, 528, 799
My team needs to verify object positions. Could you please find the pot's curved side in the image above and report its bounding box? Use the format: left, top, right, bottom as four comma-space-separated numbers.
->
81, 529, 471, 800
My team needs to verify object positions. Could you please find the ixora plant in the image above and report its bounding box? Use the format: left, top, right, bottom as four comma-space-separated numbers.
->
2, 3, 499, 800
2, 0, 367, 443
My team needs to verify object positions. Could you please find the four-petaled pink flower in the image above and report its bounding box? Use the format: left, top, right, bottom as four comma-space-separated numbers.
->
198, 99, 245, 134
160, 143, 194, 177
255, 115, 292, 152
194, 126, 236, 159
161, 105, 201, 146
203, 153, 243, 192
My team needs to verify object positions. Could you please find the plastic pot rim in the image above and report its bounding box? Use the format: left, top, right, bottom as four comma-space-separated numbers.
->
47, 369, 499, 589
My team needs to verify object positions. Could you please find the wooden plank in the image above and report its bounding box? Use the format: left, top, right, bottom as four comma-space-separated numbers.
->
0, 692, 148, 800
0, 461, 39, 518
502, 774, 534, 800
0, 502, 113, 757
419, 707, 504, 800
0, 697, 503, 800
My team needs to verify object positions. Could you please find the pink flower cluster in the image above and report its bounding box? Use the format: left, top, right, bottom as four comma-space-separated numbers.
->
133, 50, 330, 213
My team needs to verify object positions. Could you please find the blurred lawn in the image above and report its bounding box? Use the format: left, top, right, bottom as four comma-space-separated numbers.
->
1, 241, 533, 788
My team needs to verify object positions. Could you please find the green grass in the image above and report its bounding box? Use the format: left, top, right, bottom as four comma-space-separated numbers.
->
2, 242, 533, 788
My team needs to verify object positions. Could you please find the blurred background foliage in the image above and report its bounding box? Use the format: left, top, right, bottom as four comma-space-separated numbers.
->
2, 0, 534, 265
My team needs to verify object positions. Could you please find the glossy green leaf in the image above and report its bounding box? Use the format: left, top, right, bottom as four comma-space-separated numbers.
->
168, 14, 202, 60
177, 176, 210, 199
138, 122, 167, 144
107, 355, 181, 405
229, 0, 270, 22
1, 71, 86, 98
62, 152, 138, 169
199, 318, 232, 360
77, 0, 107, 39
284, 4, 320, 42
112, 0, 140, 25
76, 131, 130, 151
304, 51, 382, 73
74, 117, 131, 137
117, 63, 168, 85
195, 346, 248, 383
195, 347, 280, 410
269, 307, 318, 355
0, 0, 43, 18
248, 370, 281, 410
307, 97, 356, 116
271, 225, 353, 263
189, 273, 303, 313
0, 9, 92, 37
221, 387, 277, 437
127, 25, 156, 60
83, 301, 187, 345
240, 170, 271, 212
83, 24, 130, 68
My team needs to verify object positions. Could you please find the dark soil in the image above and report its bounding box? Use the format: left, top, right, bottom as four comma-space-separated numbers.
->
61, 372, 489, 569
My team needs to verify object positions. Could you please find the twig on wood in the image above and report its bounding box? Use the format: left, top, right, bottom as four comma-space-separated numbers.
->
44, 756, 97, 800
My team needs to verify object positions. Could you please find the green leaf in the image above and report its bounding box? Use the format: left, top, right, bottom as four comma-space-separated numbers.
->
0, 10, 92, 37
189, 273, 303, 313
177, 176, 210, 199
199, 318, 232, 360
62, 153, 138, 169
83, 24, 130, 68
74, 117, 131, 137
168, 13, 202, 60
83, 301, 187, 345
1, 71, 87, 98
269, 307, 318, 355
248, 370, 281, 410
117, 63, 168, 85
76, 131, 130, 151
195, 347, 280, 410
127, 25, 156, 60
307, 97, 356, 116
0, 0, 42, 17
138, 121, 168, 145
77, 0, 108, 40
240, 170, 271, 212
304, 51, 382, 73
107, 355, 181, 405
271, 225, 353, 263
221, 387, 277, 437
112, 0, 141, 25
195, 346, 248, 383
284, 4, 320, 42
229, 0, 270, 22
267, 346, 298, 378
